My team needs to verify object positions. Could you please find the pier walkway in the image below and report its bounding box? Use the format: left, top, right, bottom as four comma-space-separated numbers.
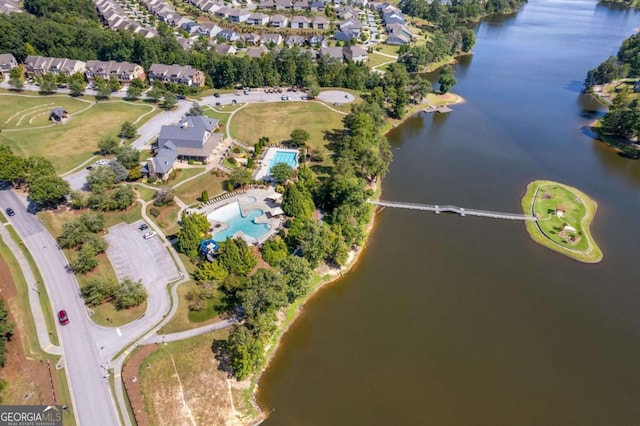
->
422, 105, 452, 114
369, 200, 537, 221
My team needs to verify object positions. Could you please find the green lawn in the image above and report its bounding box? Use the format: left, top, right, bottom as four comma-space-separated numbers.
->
521, 180, 602, 263
173, 170, 228, 205
367, 52, 397, 69
158, 280, 223, 334
229, 102, 344, 149
373, 44, 400, 57
167, 167, 206, 186
0, 94, 89, 128
0, 98, 155, 173
134, 185, 157, 203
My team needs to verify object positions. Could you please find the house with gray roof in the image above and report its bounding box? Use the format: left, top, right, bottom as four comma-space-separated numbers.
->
248, 12, 269, 25
0, 0, 21, 14
309, 0, 324, 11
310, 16, 329, 30
155, 116, 223, 163
149, 63, 205, 86
24, 56, 86, 77
344, 45, 368, 62
228, 8, 250, 23
246, 46, 268, 58
0, 53, 17, 75
147, 142, 178, 181
269, 14, 288, 28
290, 15, 310, 29
319, 47, 344, 62
260, 33, 283, 46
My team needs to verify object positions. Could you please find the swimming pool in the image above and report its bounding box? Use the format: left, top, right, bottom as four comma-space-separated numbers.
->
208, 202, 270, 241
270, 150, 298, 172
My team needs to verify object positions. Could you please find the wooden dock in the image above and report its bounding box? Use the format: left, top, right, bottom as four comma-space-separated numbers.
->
369, 200, 537, 222
422, 105, 452, 114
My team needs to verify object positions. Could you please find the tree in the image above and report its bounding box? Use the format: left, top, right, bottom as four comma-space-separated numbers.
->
289, 129, 310, 147
69, 72, 86, 96
178, 213, 209, 258
147, 86, 164, 103
409, 76, 431, 104
97, 136, 119, 155
128, 165, 143, 181
120, 121, 137, 139
162, 92, 177, 109
57, 220, 89, 249
219, 325, 265, 380
79, 211, 105, 233
69, 189, 88, 209
0, 300, 15, 367
113, 279, 147, 310
108, 160, 129, 183
292, 219, 333, 268
87, 166, 116, 190
81, 276, 118, 307
279, 255, 312, 302
116, 146, 140, 169
229, 168, 252, 188
70, 244, 98, 274
438, 65, 457, 93
39, 73, 57, 95
108, 75, 121, 92
238, 269, 288, 319
94, 78, 110, 100
28, 175, 70, 208
193, 260, 228, 282
8, 67, 23, 91
126, 84, 142, 100
584, 56, 625, 89
201, 190, 209, 203
270, 162, 294, 184
154, 187, 175, 206
0, 146, 26, 185
218, 238, 257, 276
186, 283, 217, 311
281, 183, 315, 219
110, 184, 136, 210
187, 102, 203, 116
261, 237, 289, 266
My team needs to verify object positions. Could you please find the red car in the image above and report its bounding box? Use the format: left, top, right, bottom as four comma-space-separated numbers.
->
58, 310, 69, 326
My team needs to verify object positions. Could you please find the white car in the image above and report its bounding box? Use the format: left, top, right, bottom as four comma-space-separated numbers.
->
95, 159, 108, 166
143, 231, 157, 239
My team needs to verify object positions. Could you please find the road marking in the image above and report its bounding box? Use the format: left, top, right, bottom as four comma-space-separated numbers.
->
116, 328, 122, 336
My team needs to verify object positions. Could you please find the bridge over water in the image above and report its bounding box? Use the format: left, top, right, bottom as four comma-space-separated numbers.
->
369, 200, 537, 222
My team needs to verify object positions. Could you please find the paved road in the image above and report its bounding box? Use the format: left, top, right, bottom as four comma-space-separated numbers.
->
130, 100, 191, 150
0, 189, 119, 426
199, 89, 355, 108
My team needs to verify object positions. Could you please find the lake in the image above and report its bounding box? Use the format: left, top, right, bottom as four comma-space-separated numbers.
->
258, 1, 640, 424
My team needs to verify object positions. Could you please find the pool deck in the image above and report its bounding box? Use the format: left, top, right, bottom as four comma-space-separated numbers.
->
253, 147, 300, 182
191, 187, 285, 245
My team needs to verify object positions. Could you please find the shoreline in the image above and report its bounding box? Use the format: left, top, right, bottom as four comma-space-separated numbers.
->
248, 94, 463, 423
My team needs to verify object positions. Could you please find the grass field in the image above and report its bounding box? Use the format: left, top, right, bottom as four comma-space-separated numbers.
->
367, 52, 397, 69
521, 180, 602, 263
173, 170, 228, 205
229, 102, 344, 149
0, 94, 89, 128
0, 96, 155, 173
147, 202, 181, 237
158, 280, 223, 334
139, 331, 257, 426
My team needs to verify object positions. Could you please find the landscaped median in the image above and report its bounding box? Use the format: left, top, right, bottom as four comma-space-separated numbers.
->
521, 180, 602, 263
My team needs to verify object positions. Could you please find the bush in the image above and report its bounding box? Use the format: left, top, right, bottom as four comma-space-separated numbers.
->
227, 157, 237, 165
149, 207, 160, 217
284, 219, 293, 228
188, 159, 194, 165
147, 175, 158, 184
232, 146, 242, 154
113, 279, 147, 310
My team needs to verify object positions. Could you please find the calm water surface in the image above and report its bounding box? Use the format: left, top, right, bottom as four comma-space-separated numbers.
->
258, 1, 640, 424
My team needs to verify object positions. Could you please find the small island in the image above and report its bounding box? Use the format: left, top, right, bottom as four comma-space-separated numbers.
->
521, 180, 603, 263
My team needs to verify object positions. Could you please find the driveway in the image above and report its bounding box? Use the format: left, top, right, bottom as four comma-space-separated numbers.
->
104, 221, 181, 325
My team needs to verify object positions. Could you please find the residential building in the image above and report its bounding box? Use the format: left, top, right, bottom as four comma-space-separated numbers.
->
270, 14, 288, 28
214, 6, 231, 18
339, 18, 362, 35
85, 60, 145, 84
344, 45, 368, 62
309, 0, 325, 12
181, 21, 200, 34
24, 56, 86, 77
0, 0, 21, 14
214, 44, 237, 55
148, 63, 205, 86
228, 8, 250, 23
155, 116, 223, 163
310, 16, 329, 30
319, 46, 344, 62
198, 23, 223, 37
293, 0, 310, 9
246, 46, 268, 58
290, 15, 310, 29
248, 12, 269, 25
334, 30, 358, 42
285, 35, 306, 47
308, 34, 327, 47
0, 53, 17, 75
242, 33, 261, 45
217, 29, 240, 42
261, 33, 283, 46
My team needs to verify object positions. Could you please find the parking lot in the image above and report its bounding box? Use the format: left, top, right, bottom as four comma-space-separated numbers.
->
105, 221, 181, 295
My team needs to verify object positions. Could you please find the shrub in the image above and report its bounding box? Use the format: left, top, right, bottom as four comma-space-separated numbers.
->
227, 157, 237, 165
149, 207, 160, 217
147, 175, 158, 184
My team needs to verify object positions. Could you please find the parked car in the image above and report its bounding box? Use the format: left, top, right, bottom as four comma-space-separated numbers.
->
177, 94, 185, 100
95, 159, 108, 166
5, 208, 15, 217
235, 90, 241, 96
215, 102, 221, 106
213, 92, 220, 98
58, 310, 69, 325
143, 231, 157, 239
281, 95, 289, 101
231, 99, 237, 104
138, 223, 149, 231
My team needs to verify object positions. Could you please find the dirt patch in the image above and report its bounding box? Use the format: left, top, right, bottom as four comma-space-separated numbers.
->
0, 252, 56, 405
123, 344, 158, 426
